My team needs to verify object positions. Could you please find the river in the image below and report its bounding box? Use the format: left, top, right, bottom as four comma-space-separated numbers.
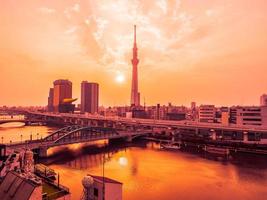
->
1, 122, 267, 200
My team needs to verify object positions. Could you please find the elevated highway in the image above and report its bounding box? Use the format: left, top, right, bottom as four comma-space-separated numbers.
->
2, 111, 267, 157
24, 111, 267, 144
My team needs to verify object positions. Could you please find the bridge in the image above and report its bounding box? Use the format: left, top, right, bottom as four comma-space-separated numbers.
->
2, 125, 150, 157
0, 118, 45, 125
24, 111, 267, 145
0, 108, 27, 116
3, 110, 267, 157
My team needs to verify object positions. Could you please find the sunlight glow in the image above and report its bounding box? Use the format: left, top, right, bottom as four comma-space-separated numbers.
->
118, 157, 128, 166
115, 74, 125, 83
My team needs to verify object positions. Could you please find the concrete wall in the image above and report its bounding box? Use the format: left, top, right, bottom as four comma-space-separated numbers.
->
29, 186, 42, 200
221, 111, 229, 126
105, 183, 122, 200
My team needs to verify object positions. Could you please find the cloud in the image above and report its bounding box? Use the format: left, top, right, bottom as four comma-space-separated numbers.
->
64, 26, 78, 34
64, 9, 71, 19
156, 0, 167, 14
72, 0, 196, 74
84, 19, 90, 25
38, 7, 56, 14
93, 17, 109, 41
205, 9, 217, 17
62, 0, 217, 76
64, 3, 80, 19
72, 3, 80, 13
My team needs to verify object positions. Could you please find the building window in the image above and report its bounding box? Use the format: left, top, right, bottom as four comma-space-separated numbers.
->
243, 118, 261, 121
94, 188, 99, 197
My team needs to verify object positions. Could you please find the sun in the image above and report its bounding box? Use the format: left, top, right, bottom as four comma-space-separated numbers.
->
118, 157, 128, 166
115, 74, 125, 83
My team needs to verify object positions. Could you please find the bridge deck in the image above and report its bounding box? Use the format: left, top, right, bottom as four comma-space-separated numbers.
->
27, 111, 267, 133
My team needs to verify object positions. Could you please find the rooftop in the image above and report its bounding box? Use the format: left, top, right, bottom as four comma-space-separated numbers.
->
0, 171, 70, 200
42, 181, 70, 200
89, 174, 122, 185
0, 171, 40, 200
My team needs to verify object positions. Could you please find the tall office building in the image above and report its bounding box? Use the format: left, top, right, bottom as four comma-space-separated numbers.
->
130, 25, 140, 107
47, 88, 54, 112
53, 79, 72, 112
81, 81, 99, 114
260, 94, 267, 106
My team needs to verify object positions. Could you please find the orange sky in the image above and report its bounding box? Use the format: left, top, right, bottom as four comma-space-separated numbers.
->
1, 0, 267, 107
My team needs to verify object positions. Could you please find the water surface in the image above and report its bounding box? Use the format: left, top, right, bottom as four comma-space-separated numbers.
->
2, 124, 267, 200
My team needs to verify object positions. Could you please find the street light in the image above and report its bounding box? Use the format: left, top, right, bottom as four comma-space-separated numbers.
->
20, 134, 23, 143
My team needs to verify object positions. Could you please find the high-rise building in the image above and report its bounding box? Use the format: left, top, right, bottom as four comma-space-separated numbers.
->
53, 79, 72, 112
47, 88, 54, 112
81, 81, 99, 114
130, 25, 140, 107
260, 94, 267, 106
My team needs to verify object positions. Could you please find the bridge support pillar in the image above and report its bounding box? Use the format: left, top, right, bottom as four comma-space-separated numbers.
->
243, 131, 248, 143
125, 136, 132, 142
39, 146, 48, 158
210, 129, 216, 140
103, 122, 107, 128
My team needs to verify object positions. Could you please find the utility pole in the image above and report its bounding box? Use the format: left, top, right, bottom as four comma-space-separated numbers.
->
102, 152, 105, 200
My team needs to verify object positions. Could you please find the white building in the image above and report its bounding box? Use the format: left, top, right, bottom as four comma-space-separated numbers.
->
81, 175, 122, 200
198, 105, 216, 123
230, 106, 267, 126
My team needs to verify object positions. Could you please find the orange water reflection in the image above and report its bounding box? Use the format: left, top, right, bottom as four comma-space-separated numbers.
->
0, 122, 56, 143
2, 124, 267, 200
47, 142, 267, 200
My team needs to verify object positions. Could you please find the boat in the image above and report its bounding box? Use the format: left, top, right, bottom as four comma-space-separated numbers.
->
203, 145, 230, 156
160, 142, 181, 150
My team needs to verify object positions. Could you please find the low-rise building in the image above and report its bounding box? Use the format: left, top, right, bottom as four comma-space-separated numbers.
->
221, 107, 229, 126
230, 106, 267, 126
0, 171, 42, 200
198, 105, 216, 123
260, 94, 267, 106
0, 150, 70, 200
81, 175, 122, 200
165, 112, 186, 121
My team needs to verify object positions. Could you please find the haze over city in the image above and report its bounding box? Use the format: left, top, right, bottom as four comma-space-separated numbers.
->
1, 0, 267, 106
2, 1, 267, 200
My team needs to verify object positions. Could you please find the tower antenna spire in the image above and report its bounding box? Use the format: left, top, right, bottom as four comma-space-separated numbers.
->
134, 25, 136, 44
131, 24, 140, 107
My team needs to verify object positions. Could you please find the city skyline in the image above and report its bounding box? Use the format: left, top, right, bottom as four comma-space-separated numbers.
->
2, 2, 267, 200
1, 1, 267, 106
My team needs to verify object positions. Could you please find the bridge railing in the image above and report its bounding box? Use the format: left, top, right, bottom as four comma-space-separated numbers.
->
5, 138, 48, 147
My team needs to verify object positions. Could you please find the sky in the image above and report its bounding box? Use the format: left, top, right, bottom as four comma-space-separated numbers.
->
1, 0, 267, 107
